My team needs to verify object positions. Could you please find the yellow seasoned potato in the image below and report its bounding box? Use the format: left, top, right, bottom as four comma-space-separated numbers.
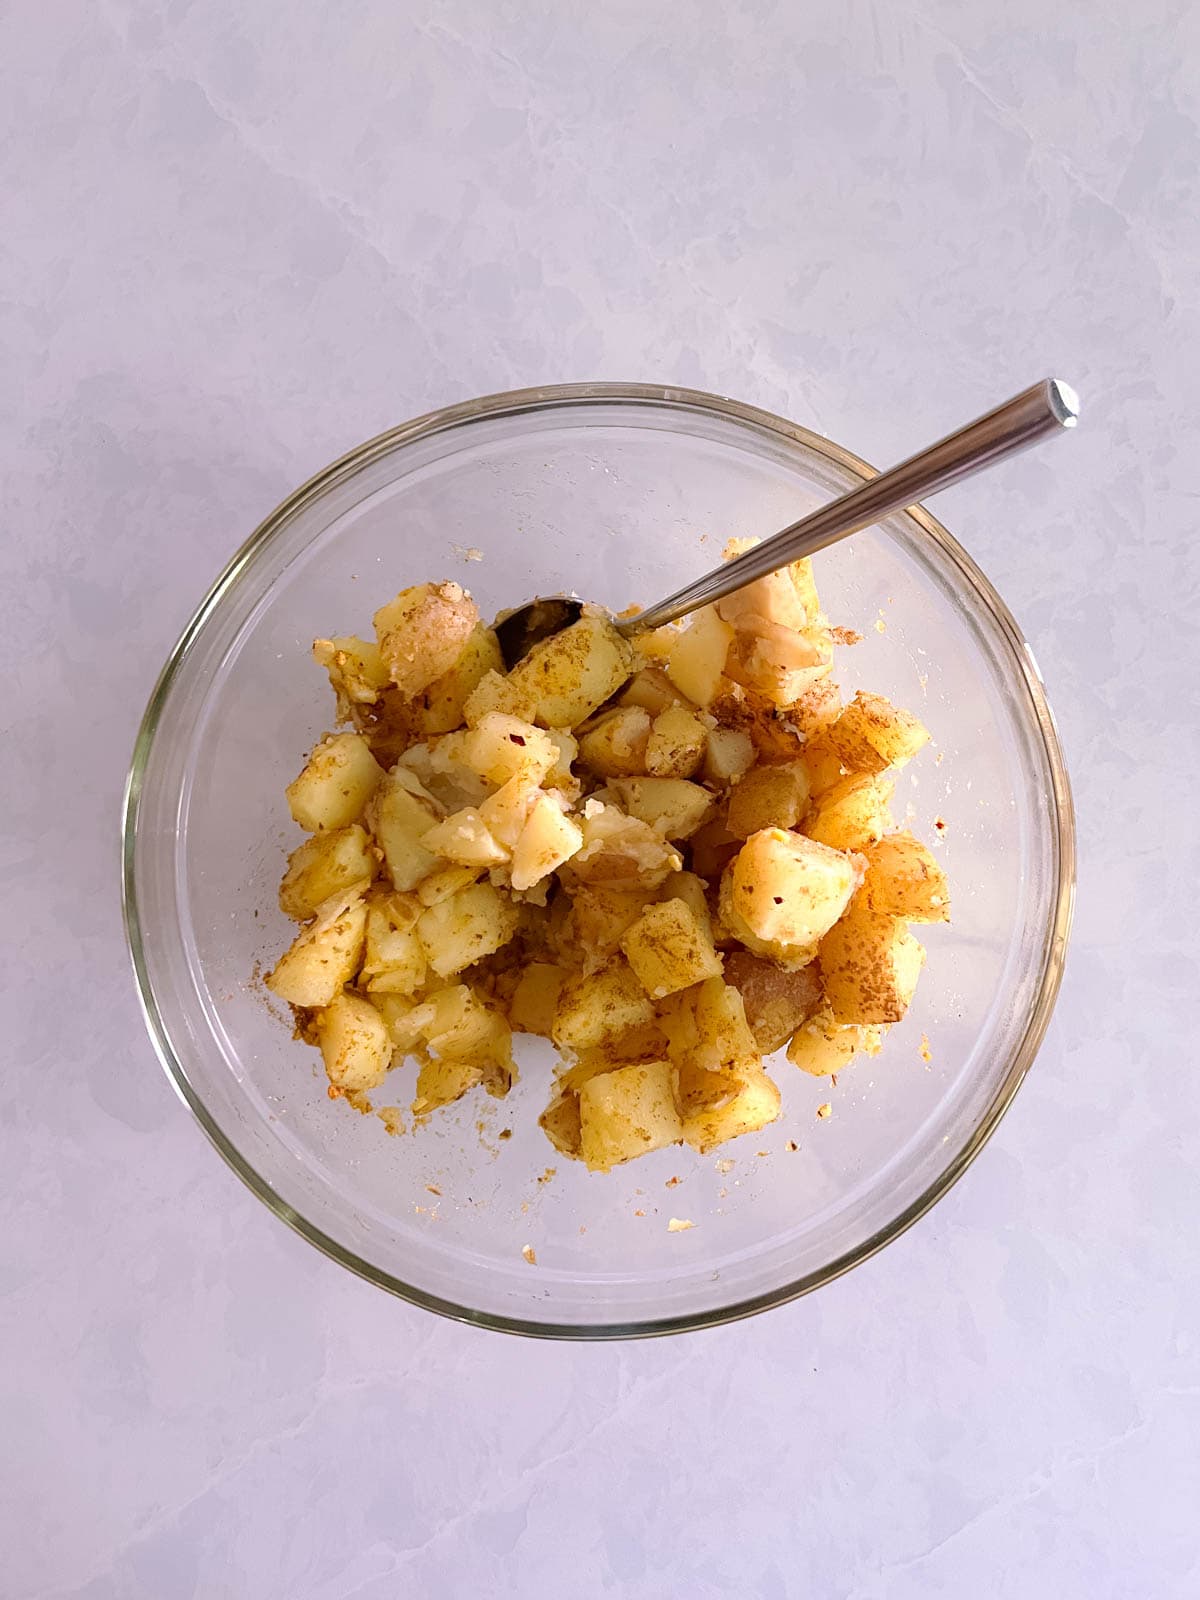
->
688, 810, 741, 879
692, 975, 761, 1078
726, 618, 834, 707
861, 831, 950, 922
577, 706, 652, 778
506, 613, 635, 728
551, 960, 657, 1051
361, 890, 427, 995
828, 691, 930, 774
508, 962, 567, 1036
412, 625, 505, 736
539, 1090, 583, 1158
416, 881, 520, 977
286, 733, 386, 832
800, 733, 845, 797
723, 949, 823, 1053
819, 901, 925, 1025
462, 712, 557, 787
619, 667, 691, 717
477, 773, 539, 851
422, 984, 514, 1095
417, 863, 483, 906
567, 802, 682, 889
421, 807, 509, 868
566, 884, 656, 966
609, 777, 714, 841
657, 869, 712, 928
374, 581, 479, 697
412, 1055, 485, 1117
510, 792, 584, 890
620, 897, 723, 999
716, 558, 813, 633
312, 636, 390, 719
265, 892, 368, 1008
725, 761, 810, 839
316, 991, 393, 1093
727, 828, 863, 951
786, 1005, 885, 1076
462, 668, 537, 726
645, 705, 707, 779
279, 824, 376, 920
787, 674, 842, 738
703, 727, 756, 788
367, 772, 442, 890
578, 1061, 684, 1171
368, 991, 435, 1052
683, 1068, 781, 1153
666, 605, 735, 706
805, 772, 895, 852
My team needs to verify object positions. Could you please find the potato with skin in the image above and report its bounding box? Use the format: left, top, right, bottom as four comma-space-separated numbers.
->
728, 828, 863, 951
620, 898, 723, 1000
411, 625, 505, 736
312, 636, 390, 720
726, 618, 834, 707
316, 991, 393, 1093
416, 881, 520, 977
610, 777, 714, 841
579, 1061, 684, 1171
805, 772, 895, 852
828, 691, 930, 774
279, 824, 376, 919
508, 963, 566, 1036
801, 733, 845, 797
577, 706, 652, 777
462, 712, 557, 787
787, 1005, 885, 1076
819, 901, 925, 1025
286, 733, 386, 832
567, 803, 682, 889
682, 1068, 781, 1153
266, 892, 368, 1008
861, 832, 950, 922
539, 1090, 583, 1158
688, 810, 741, 879
412, 1055, 485, 1116
551, 960, 657, 1051
506, 613, 636, 729
374, 581, 479, 698
726, 761, 810, 839
565, 883, 656, 966
645, 705, 707, 779
723, 949, 823, 1053
463, 669, 536, 726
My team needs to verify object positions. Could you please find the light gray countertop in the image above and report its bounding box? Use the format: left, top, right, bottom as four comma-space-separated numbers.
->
4, 3, 1197, 1595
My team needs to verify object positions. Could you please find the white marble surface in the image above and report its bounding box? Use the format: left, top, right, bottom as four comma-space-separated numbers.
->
4, 2, 1198, 1594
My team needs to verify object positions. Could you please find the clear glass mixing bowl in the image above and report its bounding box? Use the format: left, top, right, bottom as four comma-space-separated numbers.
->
122, 384, 1074, 1338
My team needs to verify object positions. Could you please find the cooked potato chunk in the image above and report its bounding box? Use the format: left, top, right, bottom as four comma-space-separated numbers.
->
508, 962, 567, 1036
286, 733, 385, 832
688, 810, 741, 879
374, 581, 479, 697
368, 772, 442, 890
265, 893, 368, 1008
728, 828, 862, 951
645, 705, 707, 778
692, 975, 761, 1078
462, 712, 557, 787
312, 636, 390, 719
682, 1068, 781, 1153
510, 792, 584, 890
416, 881, 520, 977
567, 803, 683, 889
463, 668, 536, 726
620, 898, 723, 999
361, 890, 427, 995
786, 1005, 885, 1076
476, 774, 539, 852
316, 991, 392, 1092
566, 884, 655, 967
861, 831, 950, 922
579, 1061, 683, 1171
422, 984, 514, 1095
727, 617, 834, 707
716, 558, 813, 633
368, 991, 435, 1051
279, 824, 376, 919
417, 863, 483, 906
805, 772, 895, 852
819, 901, 925, 1025
658, 870, 712, 928
539, 1090, 583, 1158
552, 960, 657, 1051
610, 777, 714, 841
421, 807, 509, 868
726, 761, 810, 839
619, 667, 691, 717
666, 605, 735, 706
723, 949, 823, 1053
800, 733, 845, 797
506, 613, 635, 728
828, 691, 930, 774
577, 706, 652, 777
703, 727, 756, 788
413, 625, 505, 735
412, 1055, 485, 1116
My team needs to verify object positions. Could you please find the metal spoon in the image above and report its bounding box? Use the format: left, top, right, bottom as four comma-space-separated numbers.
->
494, 378, 1079, 666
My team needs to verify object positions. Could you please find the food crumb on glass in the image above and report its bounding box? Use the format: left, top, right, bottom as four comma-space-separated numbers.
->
378, 1106, 404, 1136
817, 1103, 833, 1120
920, 1033, 933, 1063
537, 1167, 557, 1185
715, 1158, 736, 1175
425, 1183, 442, 1196
874, 615, 887, 633
521, 1243, 537, 1265
786, 1139, 799, 1152
667, 1217, 695, 1232
665, 1175, 681, 1188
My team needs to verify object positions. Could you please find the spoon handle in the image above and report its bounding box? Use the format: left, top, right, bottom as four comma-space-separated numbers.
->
617, 378, 1079, 637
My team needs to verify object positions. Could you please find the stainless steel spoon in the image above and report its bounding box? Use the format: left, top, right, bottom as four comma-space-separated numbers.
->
494, 378, 1079, 666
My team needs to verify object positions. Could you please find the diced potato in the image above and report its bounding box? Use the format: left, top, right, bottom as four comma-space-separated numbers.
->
692, 975, 761, 1078
657, 870, 712, 929
703, 727, 756, 788
801, 733, 845, 797
312, 636, 390, 720
688, 811, 741, 879
545, 729, 578, 791
422, 984, 514, 1095
786, 675, 841, 737
286, 733, 385, 832
789, 556, 821, 620
463, 668, 536, 726
862, 832, 951, 922
506, 613, 636, 729
539, 1090, 582, 1158
374, 581, 479, 697
645, 705, 707, 779
477, 774, 539, 851
619, 667, 692, 717
716, 869, 810, 968
559, 1024, 671, 1083
728, 828, 863, 951
552, 960, 657, 1051
462, 712, 557, 787
725, 761, 810, 839
620, 898, 723, 1000
579, 1061, 684, 1171
682, 1069, 781, 1153
723, 949, 823, 1053
666, 605, 735, 706
368, 773, 442, 890
708, 681, 807, 764
508, 962, 567, 1036
413, 625, 504, 735
805, 773, 894, 852
510, 793, 583, 890
416, 881, 520, 977
716, 557, 813, 632
566, 884, 656, 967
819, 902, 925, 1025
726, 617, 834, 707
610, 777, 714, 841
577, 706, 652, 777
399, 739, 490, 813
369, 991, 436, 1052
361, 891, 427, 995
786, 1005, 885, 1076
828, 691, 930, 774
265, 893, 368, 1008
278, 825, 376, 919
421, 807, 509, 868
417, 863, 483, 906
412, 1055, 485, 1116
315, 991, 393, 1092
567, 803, 683, 889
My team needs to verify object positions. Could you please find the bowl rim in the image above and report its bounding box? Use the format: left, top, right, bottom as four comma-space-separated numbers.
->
122, 380, 1076, 1340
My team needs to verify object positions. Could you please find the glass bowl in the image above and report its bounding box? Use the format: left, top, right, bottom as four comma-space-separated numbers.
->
123, 383, 1074, 1339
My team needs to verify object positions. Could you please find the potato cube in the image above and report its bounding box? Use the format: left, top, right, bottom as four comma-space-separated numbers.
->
423, 985, 514, 1095
728, 828, 863, 951
828, 691, 930, 774
477, 775, 539, 852
361, 892, 427, 995
703, 728, 756, 788
509, 962, 567, 1036
463, 712, 557, 787
421, 807, 509, 868
510, 792, 584, 890
716, 869, 809, 968
265, 893, 368, 1008
619, 667, 692, 717
658, 870, 712, 929
552, 960, 657, 1051
862, 832, 950, 922
368, 773, 442, 890
805, 773, 894, 852
579, 1061, 684, 1171
610, 777, 714, 841
412, 1055, 485, 1116
786, 674, 841, 737
463, 669, 536, 726
716, 556, 813, 632
286, 733, 385, 832
315, 991, 392, 1092
566, 884, 655, 967
413, 625, 504, 735
369, 991, 436, 1052
666, 605, 735, 706
374, 581, 479, 697
577, 706, 652, 778
646, 705, 707, 779
506, 613, 636, 728
279, 824, 376, 919
417, 863, 483, 906
786, 1006, 885, 1076
312, 635, 390, 719
723, 949, 823, 1053
819, 902, 925, 1025
620, 898, 723, 1000
688, 811, 741, 879
725, 761, 811, 839
682, 1069, 781, 1153
801, 734, 845, 797
539, 1090, 583, 1158
692, 976, 761, 1078
567, 803, 683, 889
726, 618, 834, 707
416, 881, 520, 977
